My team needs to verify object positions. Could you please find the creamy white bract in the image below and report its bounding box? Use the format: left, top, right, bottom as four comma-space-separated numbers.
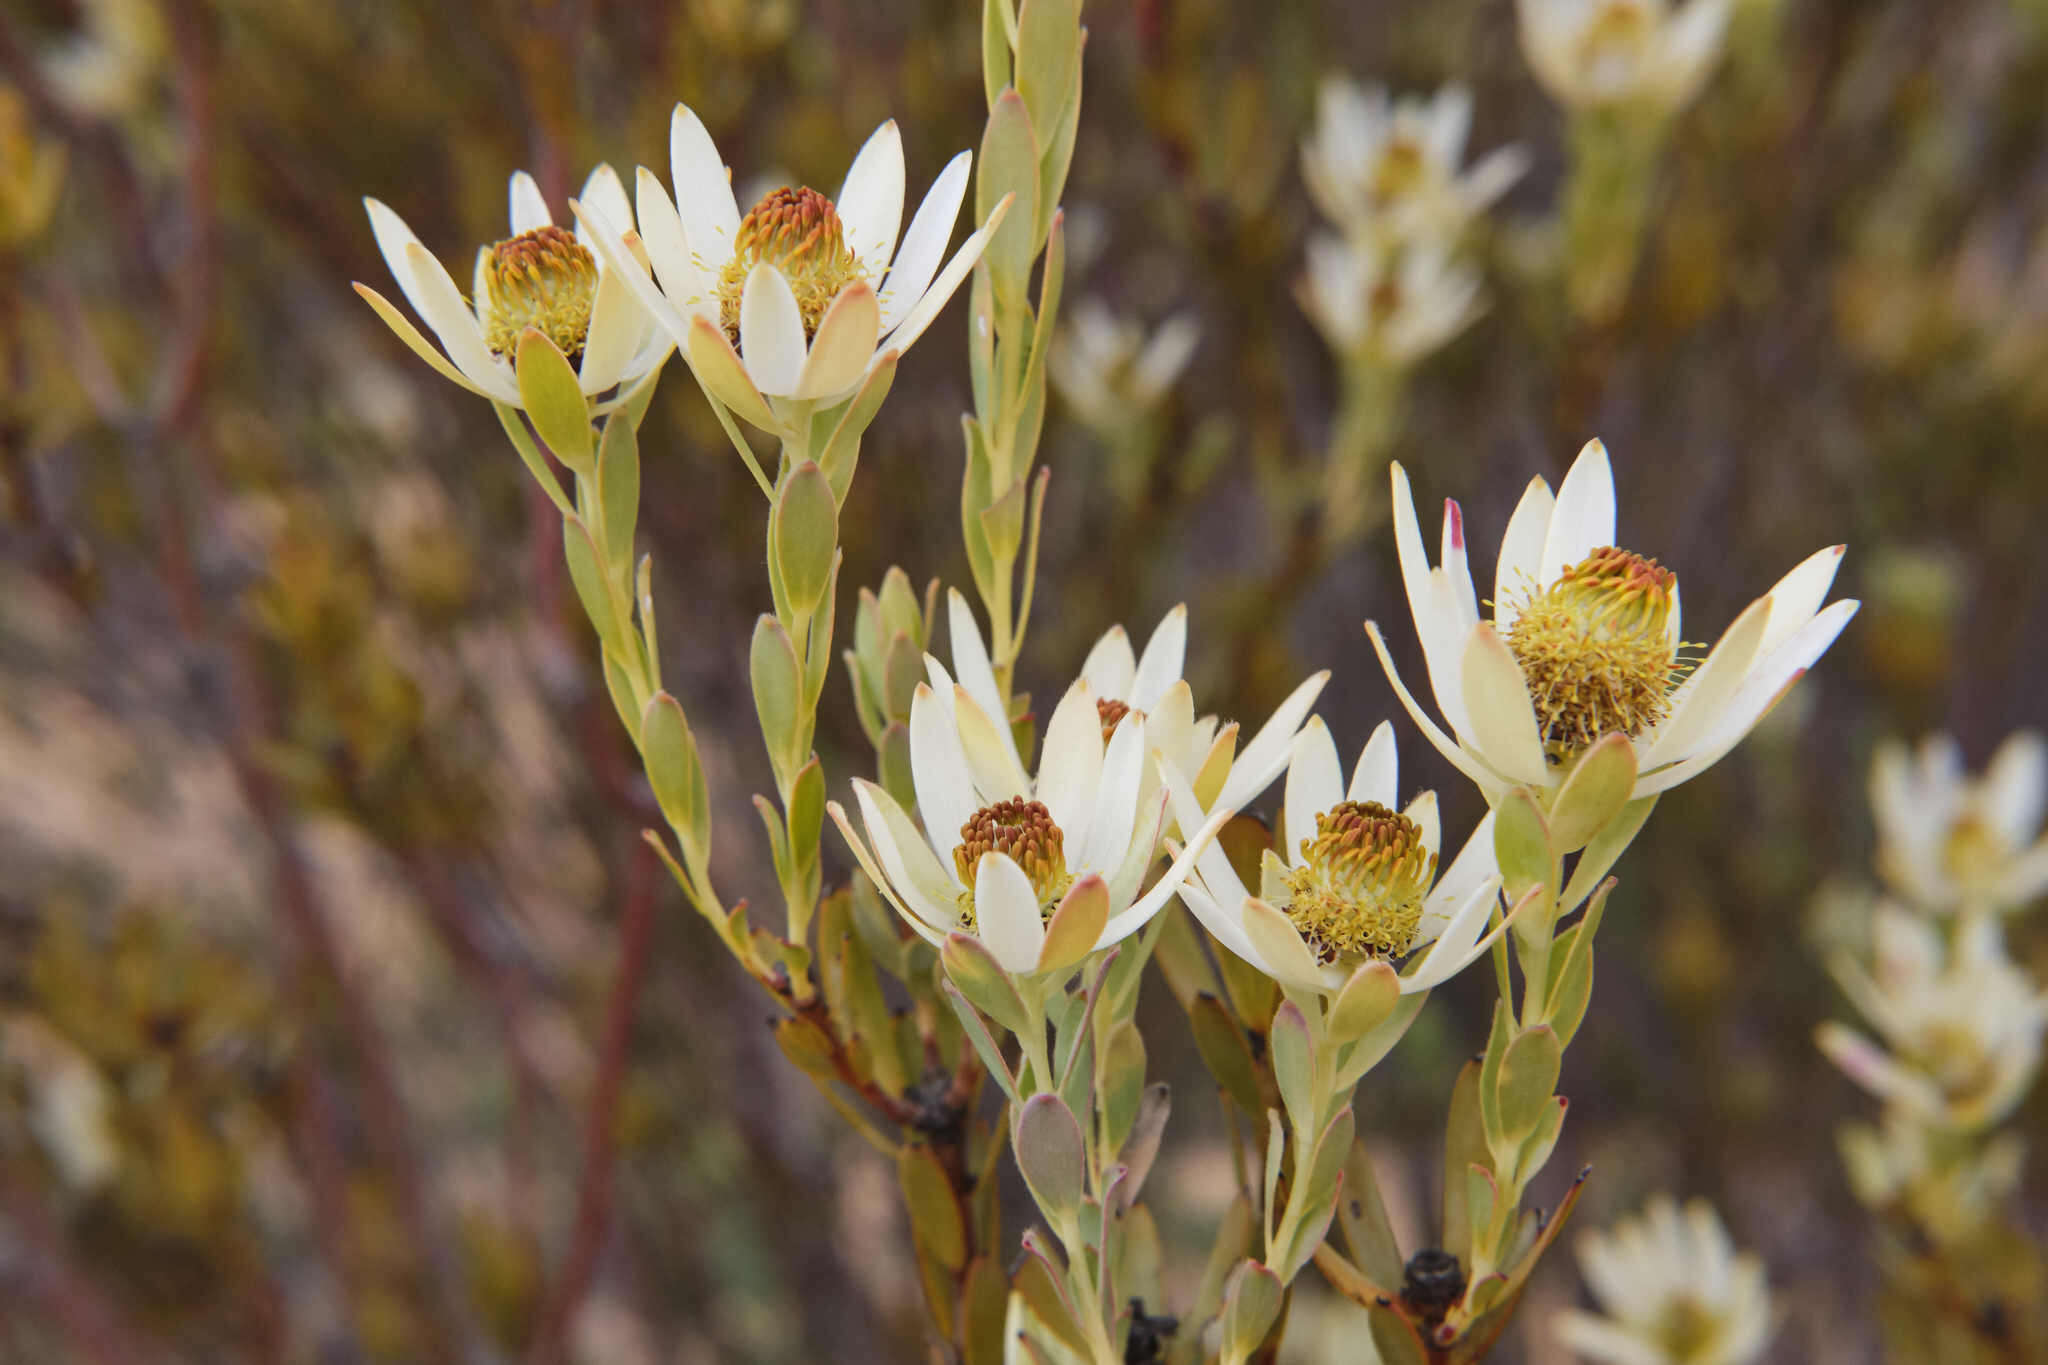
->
360, 166, 665, 410
1370, 439, 1858, 801
1556, 1196, 1773, 1365
1871, 732, 2048, 915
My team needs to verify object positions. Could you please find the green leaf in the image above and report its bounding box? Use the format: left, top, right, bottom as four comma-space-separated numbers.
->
899, 1142, 969, 1272
771, 1013, 837, 1081
1096, 1020, 1148, 1160
1276, 1106, 1355, 1280
962, 1257, 1010, 1365
1268, 1000, 1317, 1141
562, 516, 623, 654
1367, 1304, 1429, 1365
1189, 992, 1265, 1118
787, 757, 825, 875
1476, 999, 1513, 1154
1494, 1026, 1562, 1150
595, 412, 640, 580
1014, 1094, 1086, 1220
976, 89, 1041, 313
773, 462, 839, 618
979, 475, 1028, 565
1337, 1138, 1405, 1290
749, 615, 805, 782
1546, 936, 1595, 1047
941, 978, 1019, 1106
1192, 1197, 1256, 1330
1115, 1082, 1170, 1212
878, 723, 915, 811
1547, 732, 1638, 853
493, 402, 573, 514
1329, 961, 1401, 1045
1492, 787, 1556, 904
1441, 1059, 1487, 1265
1218, 1261, 1284, 1363
1032, 34, 1085, 248
641, 692, 711, 872
980, 0, 1012, 110
942, 933, 1031, 1036
817, 355, 896, 505
1517, 1095, 1569, 1183
515, 329, 592, 472
1560, 795, 1656, 916
959, 418, 998, 607
1015, 0, 1080, 134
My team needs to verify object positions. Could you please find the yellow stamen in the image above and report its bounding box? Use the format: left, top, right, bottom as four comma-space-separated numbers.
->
1282, 801, 1437, 964
952, 798, 1072, 932
480, 225, 598, 361
716, 186, 866, 347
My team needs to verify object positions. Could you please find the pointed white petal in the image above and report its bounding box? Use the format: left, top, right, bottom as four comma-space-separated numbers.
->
1405, 791, 1441, 865
738, 263, 807, 396
1758, 544, 1846, 656
1349, 720, 1399, 806
635, 167, 701, 303
854, 781, 965, 929
668, 103, 740, 260
1284, 720, 1345, 858
1079, 625, 1138, 700
508, 170, 552, 234
364, 197, 433, 321
578, 264, 642, 392
871, 203, 1000, 360
1365, 622, 1507, 798
1459, 625, 1552, 786
1081, 715, 1146, 873
876, 150, 970, 334
1493, 474, 1555, 632
792, 281, 880, 400
946, 589, 1022, 775
1537, 439, 1616, 585
909, 683, 983, 859
577, 164, 634, 241
1986, 731, 2047, 848
401, 242, 518, 400
1242, 897, 1334, 992
836, 119, 906, 277
1639, 594, 1770, 769
1128, 604, 1189, 711
1037, 680, 1105, 837
975, 853, 1046, 974
1225, 670, 1333, 808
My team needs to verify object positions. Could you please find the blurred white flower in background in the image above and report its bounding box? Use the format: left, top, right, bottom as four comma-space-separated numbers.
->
1517, 0, 1733, 114
1556, 1195, 1772, 1365
1871, 731, 2048, 916
1302, 79, 1527, 242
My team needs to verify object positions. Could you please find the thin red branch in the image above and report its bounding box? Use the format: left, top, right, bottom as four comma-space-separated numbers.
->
524, 838, 660, 1365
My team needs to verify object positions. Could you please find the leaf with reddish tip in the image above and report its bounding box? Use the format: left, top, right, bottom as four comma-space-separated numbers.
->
1547, 732, 1637, 853
1037, 873, 1107, 974
1218, 1261, 1284, 1361
1329, 960, 1401, 1044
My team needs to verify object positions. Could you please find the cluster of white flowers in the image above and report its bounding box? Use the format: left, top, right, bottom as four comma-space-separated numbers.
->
1517, 0, 1732, 116
1295, 78, 1524, 368
1816, 729, 2048, 1269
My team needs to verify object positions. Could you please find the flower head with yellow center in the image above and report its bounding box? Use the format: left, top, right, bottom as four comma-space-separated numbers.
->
1300, 79, 1528, 242
830, 593, 1232, 978
1166, 718, 1513, 997
358, 166, 667, 412
1870, 731, 2048, 916
1555, 1196, 1772, 1365
572, 105, 1008, 426
1369, 439, 1859, 803
1048, 299, 1201, 434
1297, 236, 1483, 369
1072, 604, 1329, 835
1816, 907, 2047, 1133
1517, 0, 1731, 114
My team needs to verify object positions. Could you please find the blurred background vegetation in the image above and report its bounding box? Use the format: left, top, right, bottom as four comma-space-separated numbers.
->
1, 0, 2045, 1361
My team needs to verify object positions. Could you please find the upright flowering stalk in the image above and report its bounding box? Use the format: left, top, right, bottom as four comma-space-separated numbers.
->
1517, 0, 1733, 323
1294, 78, 1524, 546
1304, 436, 1854, 1360
1817, 735, 2048, 1358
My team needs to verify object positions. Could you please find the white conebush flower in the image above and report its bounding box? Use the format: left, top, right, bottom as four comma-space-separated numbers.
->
1075, 604, 1328, 824
1297, 235, 1484, 368
1555, 1196, 1772, 1365
574, 105, 1005, 424
358, 166, 666, 410
1164, 717, 1511, 996
1871, 732, 2048, 916
1817, 907, 2048, 1133
1517, 0, 1732, 115
1301, 79, 1527, 242
1369, 439, 1859, 803
830, 596, 1229, 977
1048, 299, 1201, 431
